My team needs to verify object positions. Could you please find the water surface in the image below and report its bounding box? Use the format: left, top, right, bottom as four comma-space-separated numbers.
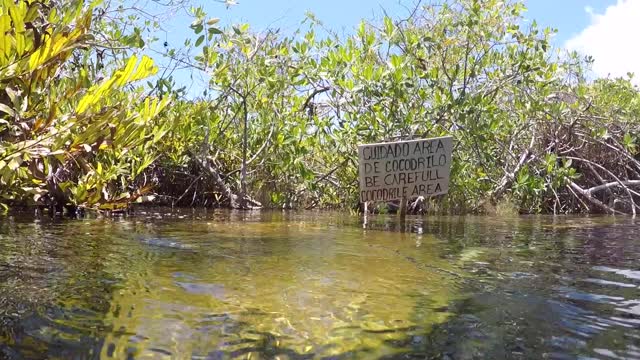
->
0, 211, 638, 359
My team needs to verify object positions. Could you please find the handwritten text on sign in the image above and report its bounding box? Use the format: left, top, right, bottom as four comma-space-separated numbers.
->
358, 136, 453, 202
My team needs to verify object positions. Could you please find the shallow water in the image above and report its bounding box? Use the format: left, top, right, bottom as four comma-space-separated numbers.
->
0, 211, 639, 359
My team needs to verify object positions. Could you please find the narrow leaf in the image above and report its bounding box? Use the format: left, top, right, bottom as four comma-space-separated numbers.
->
195, 35, 205, 47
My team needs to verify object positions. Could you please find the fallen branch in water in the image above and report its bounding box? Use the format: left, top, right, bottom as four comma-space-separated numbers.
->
563, 156, 640, 215
567, 180, 624, 215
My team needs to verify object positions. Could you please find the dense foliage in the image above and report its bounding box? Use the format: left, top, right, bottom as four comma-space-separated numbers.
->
1, 0, 639, 215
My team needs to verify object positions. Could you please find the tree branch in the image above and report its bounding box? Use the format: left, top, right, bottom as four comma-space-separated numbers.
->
301, 86, 330, 112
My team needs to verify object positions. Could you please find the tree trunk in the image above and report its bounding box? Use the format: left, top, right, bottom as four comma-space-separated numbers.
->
195, 155, 261, 210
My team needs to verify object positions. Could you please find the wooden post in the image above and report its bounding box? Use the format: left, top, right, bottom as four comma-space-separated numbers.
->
398, 196, 408, 233
363, 201, 369, 228
399, 196, 407, 219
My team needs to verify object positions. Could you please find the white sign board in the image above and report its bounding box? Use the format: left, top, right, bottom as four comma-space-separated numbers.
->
358, 136, 453, 203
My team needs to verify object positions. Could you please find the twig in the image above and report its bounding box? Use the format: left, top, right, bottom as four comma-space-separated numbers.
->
174, 174, 202, 205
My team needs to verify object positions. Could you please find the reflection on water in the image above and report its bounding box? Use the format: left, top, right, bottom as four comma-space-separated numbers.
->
0, 211, 639, 359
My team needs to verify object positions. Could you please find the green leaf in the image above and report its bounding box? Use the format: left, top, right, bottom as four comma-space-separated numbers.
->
208, 27, 223, 35
0, 104, 16, 117
383, 16, 394, 37
7, 157, 21, 171
5, 87, 18, 105
8, 5, 25, 33
195, 35, 205, 47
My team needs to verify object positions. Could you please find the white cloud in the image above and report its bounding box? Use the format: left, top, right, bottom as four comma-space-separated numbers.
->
565, 0, 640, 85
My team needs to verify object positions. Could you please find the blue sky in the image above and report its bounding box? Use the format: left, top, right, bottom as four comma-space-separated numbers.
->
149, 0, 640, 95
524, 0, 614, 42
159, 0, 615, 44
